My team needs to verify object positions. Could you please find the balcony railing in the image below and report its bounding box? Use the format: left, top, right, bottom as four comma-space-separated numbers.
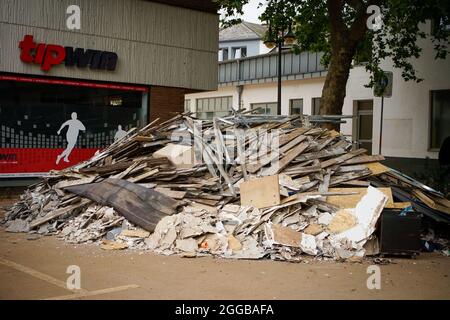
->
218, 50, 327, 86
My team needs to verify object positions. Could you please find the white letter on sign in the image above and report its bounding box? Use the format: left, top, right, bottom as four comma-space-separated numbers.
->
66, 5, 81, 30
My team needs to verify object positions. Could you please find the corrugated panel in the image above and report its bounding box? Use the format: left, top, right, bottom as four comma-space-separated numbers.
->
0, 0, 218, 52
218, 51, 326, 84
0, 0, 218, 90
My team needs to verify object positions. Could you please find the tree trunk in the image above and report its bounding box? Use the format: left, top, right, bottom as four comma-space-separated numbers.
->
320, 0, 372, 131
320, 48, 354, 131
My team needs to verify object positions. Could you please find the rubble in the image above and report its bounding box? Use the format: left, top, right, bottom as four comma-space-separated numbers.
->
2, 111, 450, 262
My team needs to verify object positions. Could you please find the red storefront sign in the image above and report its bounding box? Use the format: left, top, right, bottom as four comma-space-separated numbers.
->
0, 75, 148, 92
0, 148, 98, 176
19, 34, 118, 72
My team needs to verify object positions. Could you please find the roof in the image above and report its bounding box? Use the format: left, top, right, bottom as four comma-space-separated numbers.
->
219, 21, 268, 42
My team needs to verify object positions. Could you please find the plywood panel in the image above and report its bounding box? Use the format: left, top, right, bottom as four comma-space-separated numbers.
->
240, 175, 280, 209
326, 187, 394, 209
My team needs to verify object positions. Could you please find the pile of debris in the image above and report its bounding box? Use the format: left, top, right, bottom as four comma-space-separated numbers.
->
3, 112, 450, 261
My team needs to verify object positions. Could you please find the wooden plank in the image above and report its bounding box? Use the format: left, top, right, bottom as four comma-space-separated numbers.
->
329, 170, 371, 186
128, 168, 159, 183
240, 175, 280, 209
413, 189, 450, 215
278, 127, 310, 146
235, 128, 248, 181
337, 164, 368, 173
326, 187, 394, 209
247, 133, 307, 173
262, 142, 309, 176
54, 176, 96, 190
283, 165, 322, 176
343, 154, 385, 165
30, 199, 91, 229
366, 162, 390, 176
154, 187, 186, 199
79, 161, 133, 174
318, 170, 331, 193
385, 202, 412, 209
320, 149, 367, 169
341, 180, 371, 187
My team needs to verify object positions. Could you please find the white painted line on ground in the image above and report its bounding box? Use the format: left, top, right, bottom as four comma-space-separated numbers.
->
44, 284, 140, 300
0, 256, 86, 293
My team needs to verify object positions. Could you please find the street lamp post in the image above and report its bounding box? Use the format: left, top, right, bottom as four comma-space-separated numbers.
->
264, 23, 295, 115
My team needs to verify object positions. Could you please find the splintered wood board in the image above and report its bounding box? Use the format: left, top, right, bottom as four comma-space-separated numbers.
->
386, 202, 412, 209
240, 175, 280, 209
326, 187, 394, 209
366, 162, 390, 176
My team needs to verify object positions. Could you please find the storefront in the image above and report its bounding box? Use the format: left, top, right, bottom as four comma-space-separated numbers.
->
0, 74, 149, 176
0, 0, 218, 178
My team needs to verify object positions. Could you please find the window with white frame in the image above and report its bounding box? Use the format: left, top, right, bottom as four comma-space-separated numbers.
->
430, 89, 450, 150
184, 99, 191, 112
196, 96, 233, 120
232, 47, 247, 59
218, 48, 229, 61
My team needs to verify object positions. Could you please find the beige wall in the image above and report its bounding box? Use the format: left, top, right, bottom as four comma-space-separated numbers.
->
0, 0, 218, 90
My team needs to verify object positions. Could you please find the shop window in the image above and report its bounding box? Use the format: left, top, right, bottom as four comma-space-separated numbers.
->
0, 79, 147, 151
196, 96, 232, 119
289, 99, 303, 115
251, 102, 278, 115
430, 90, 450, 150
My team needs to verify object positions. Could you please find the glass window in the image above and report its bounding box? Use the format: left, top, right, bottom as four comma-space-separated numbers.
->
430, 90, 450, 149
312, 97, 321, 115
219, 48, 229, 61
233, 47, 247, 59
0, 78, 147, 175
289, 99, 303, 115
251, 102, 278, 115
184, 99, 191, 112
0, 80, 146, 150
196, 96, 232, 119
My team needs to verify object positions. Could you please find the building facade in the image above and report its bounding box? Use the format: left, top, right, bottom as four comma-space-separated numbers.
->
186, 21, 450, 166
0, 0, 218, 178
218, 21, 270, 61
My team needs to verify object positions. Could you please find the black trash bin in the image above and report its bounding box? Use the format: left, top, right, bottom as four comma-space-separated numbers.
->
379, 209, 422, 257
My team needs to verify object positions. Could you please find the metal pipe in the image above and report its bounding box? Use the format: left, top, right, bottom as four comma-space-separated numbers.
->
277, 41, 282, 115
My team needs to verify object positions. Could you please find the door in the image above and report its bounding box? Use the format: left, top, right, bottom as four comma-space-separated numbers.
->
354, 100, 373, 154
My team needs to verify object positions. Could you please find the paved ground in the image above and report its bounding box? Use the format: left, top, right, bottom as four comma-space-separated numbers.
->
1, 196, 449, 300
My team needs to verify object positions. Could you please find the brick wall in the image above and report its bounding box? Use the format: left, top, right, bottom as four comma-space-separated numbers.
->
149, 86, 188, 123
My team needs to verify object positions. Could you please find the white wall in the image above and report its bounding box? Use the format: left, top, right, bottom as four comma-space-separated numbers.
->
240, 79, 325, 115
219, 39, 262, 59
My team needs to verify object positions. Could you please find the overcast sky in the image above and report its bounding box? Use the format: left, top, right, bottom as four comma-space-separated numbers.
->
220, 0, 267, 24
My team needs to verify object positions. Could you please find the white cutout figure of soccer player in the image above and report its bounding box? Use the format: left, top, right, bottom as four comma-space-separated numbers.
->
56, 112, 85, 164
114, 125, 127, 142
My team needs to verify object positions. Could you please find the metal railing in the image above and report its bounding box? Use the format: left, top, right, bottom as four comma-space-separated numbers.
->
218, 50, 327, 86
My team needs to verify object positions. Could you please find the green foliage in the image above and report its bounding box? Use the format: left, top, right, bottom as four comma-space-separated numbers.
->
215, 0, 450, 88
